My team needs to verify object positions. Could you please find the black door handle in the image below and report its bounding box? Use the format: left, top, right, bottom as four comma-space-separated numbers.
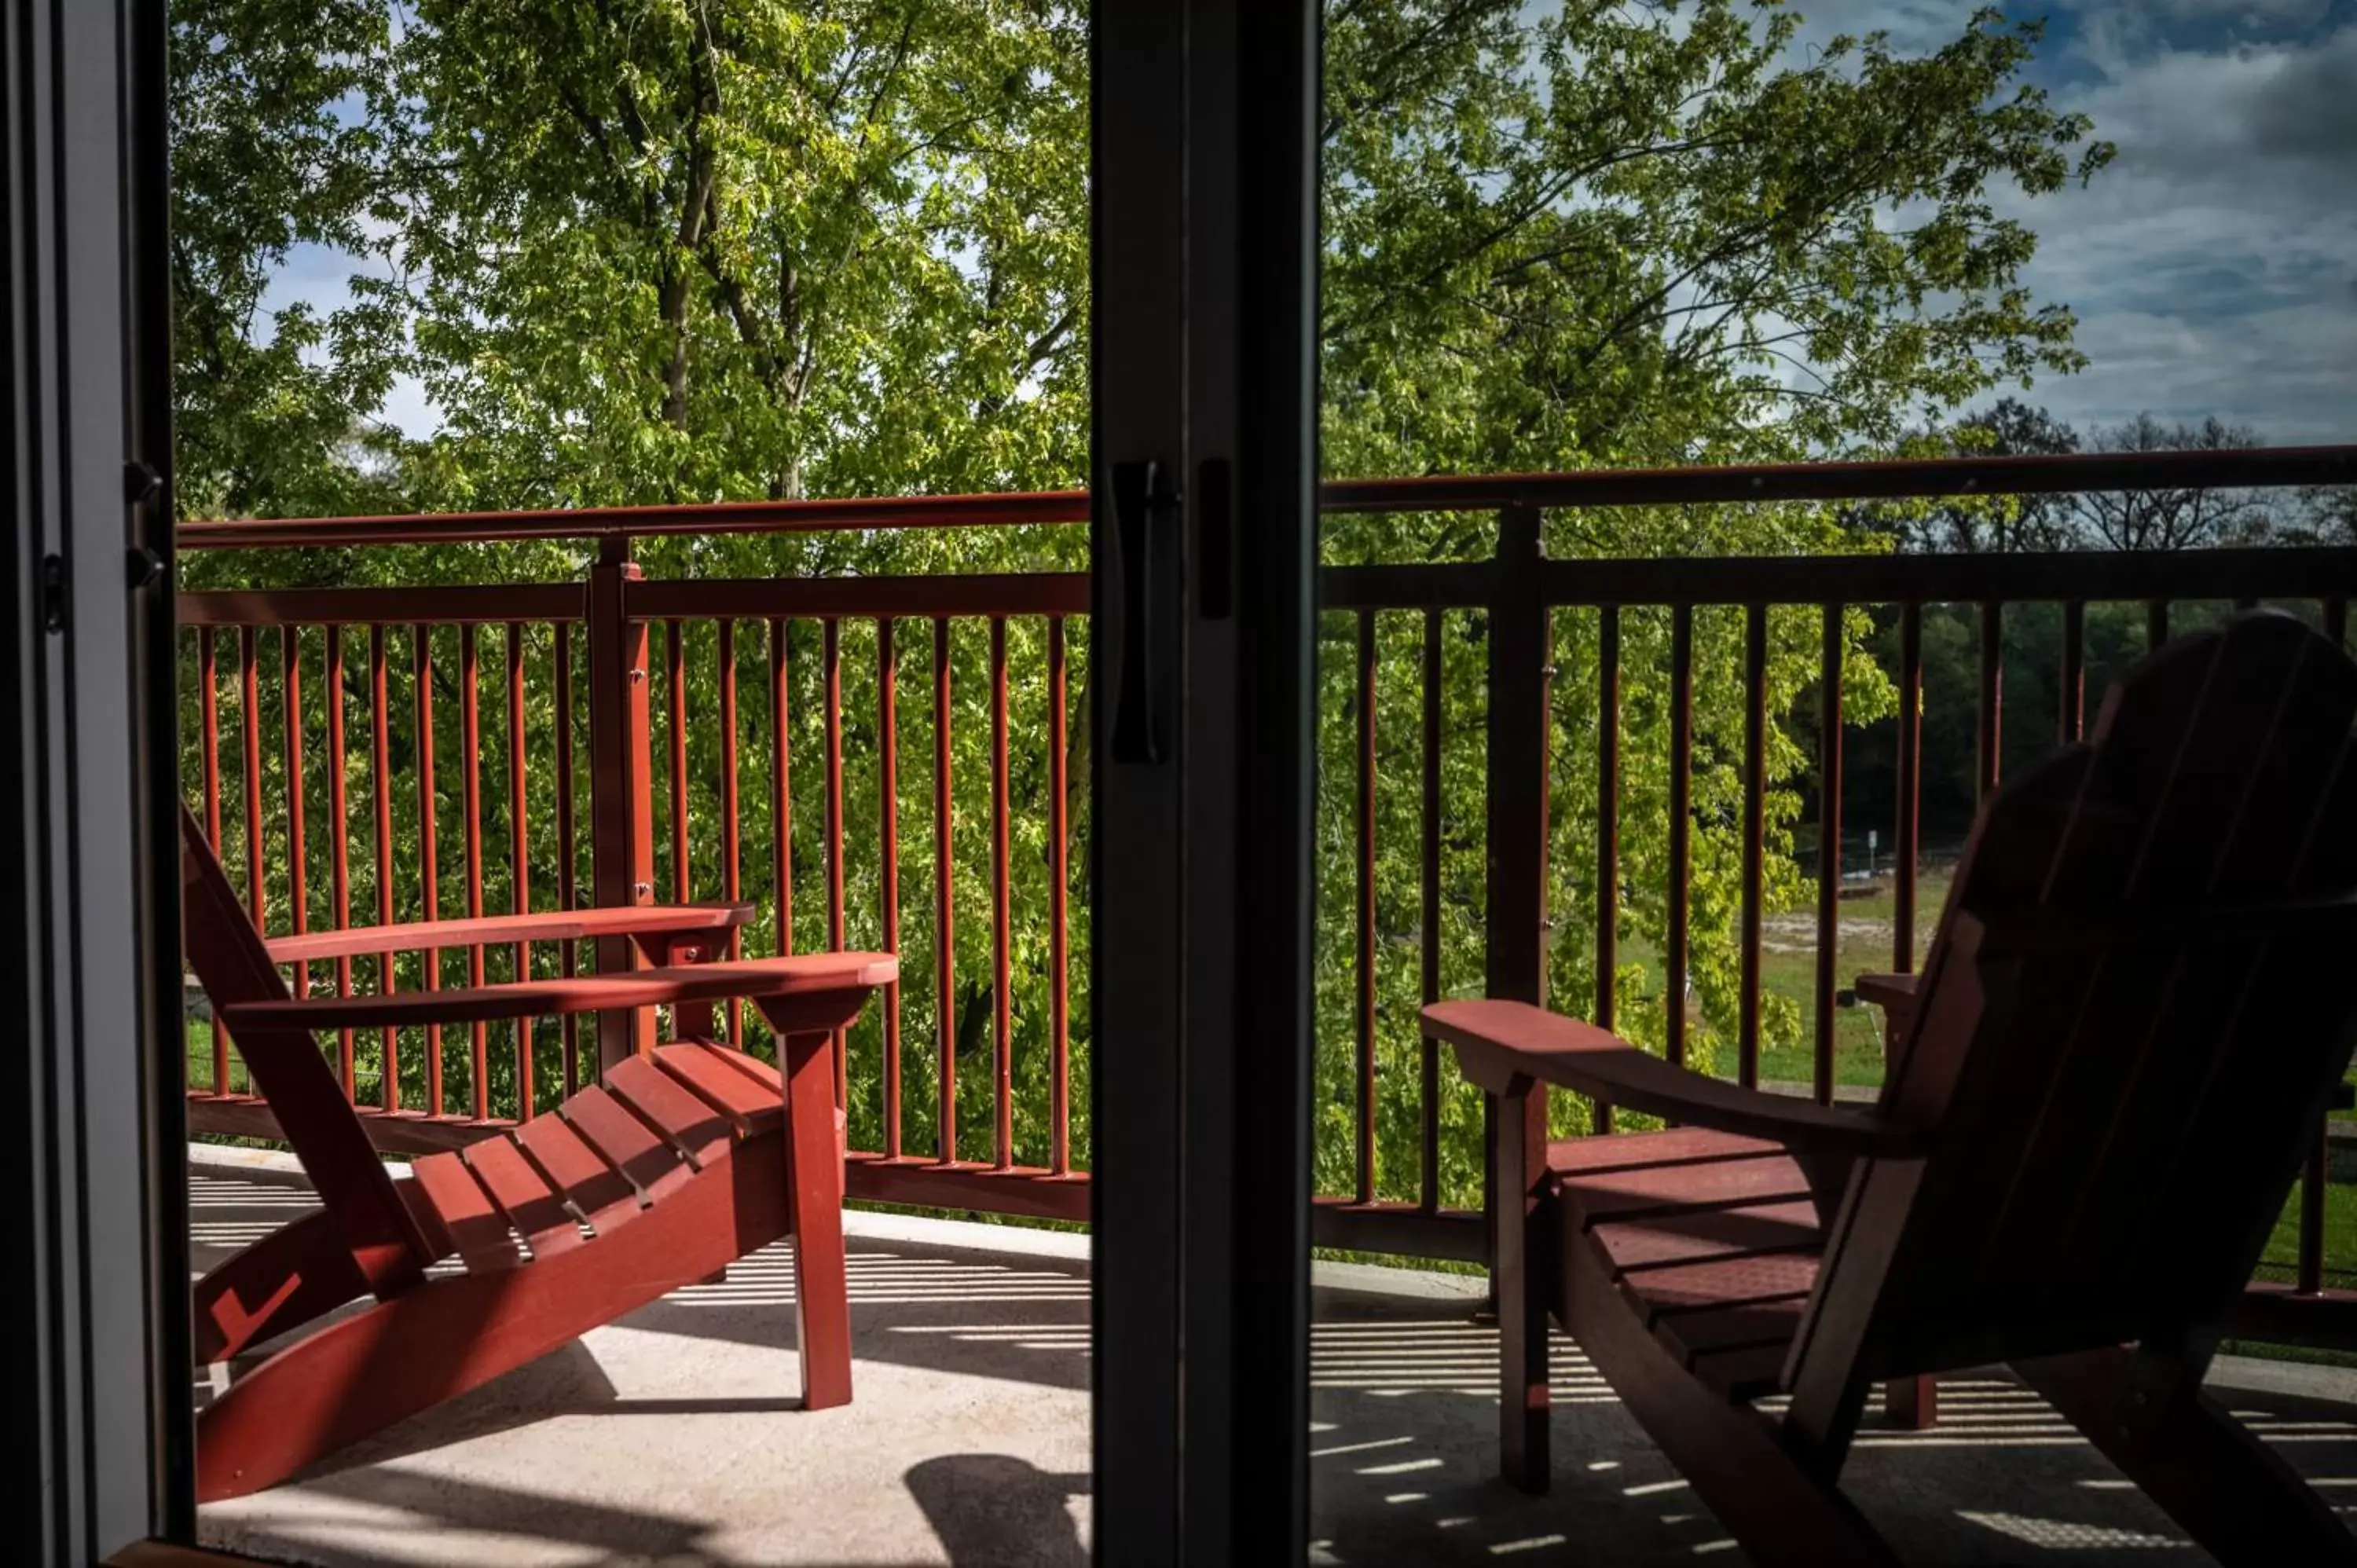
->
1110, 459, 1178, 764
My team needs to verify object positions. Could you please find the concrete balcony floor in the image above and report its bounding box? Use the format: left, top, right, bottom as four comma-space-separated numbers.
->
191, 1151, 2357, 1567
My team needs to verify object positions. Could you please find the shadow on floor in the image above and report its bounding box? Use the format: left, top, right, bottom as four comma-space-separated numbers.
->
194, 1169, 2357, 1566
906, 1456, 1090, 1568
1300, 1283, 2357, 1566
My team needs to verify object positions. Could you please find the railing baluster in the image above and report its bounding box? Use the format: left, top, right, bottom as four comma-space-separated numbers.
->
770, 617, 793, 961
1594, 606, 1621, 1135
1739, 603, 1766, 1090
1666, 605, 1693, 1075
1976, 601, 2003, 805
934, 617, 956, 1164
555, 623, 578, 1094
2147, 599, 2170, 651
2307, 595, 2350, 1299
507, 621, 532, 1119
667, 617, 688, 903
281, 636, 313, 987
878, 617, 902, 1160
462, 622, 486, 1121
2060, 599, 2086, 744
825, 616, 847, 1108
1419, 607, 1443, 1211
201, 626, 228, 1094
370, 626, 396, 1109
1894, 604, 1922, 975
282, 629, 309, 1006
658, 616, 714, 1046
326, 625, 353, 1097
1815, 603, 1844, 1105
416, 624, 442, 1117
200, 627, 222, 849
1355, 606, 1378, 1205
720, 619, 743, 1048
991, 615, 1013, 1171
240, 625, 265, 930
2302, 1123, 2329, 1297
1048, 616, 1071, 1178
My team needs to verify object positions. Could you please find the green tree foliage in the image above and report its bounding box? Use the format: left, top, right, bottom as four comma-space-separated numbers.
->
389, 0, 1088, 511
1312, 2, 2106, 1187
1318, 2, 2107, 485
170, 0, 409, 519
174, 1, 2110, 1206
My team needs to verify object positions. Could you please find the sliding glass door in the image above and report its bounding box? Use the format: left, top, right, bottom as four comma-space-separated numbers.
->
9, 1, 1325, 1560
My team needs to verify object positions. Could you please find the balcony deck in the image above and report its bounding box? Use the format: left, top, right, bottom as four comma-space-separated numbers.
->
192, 1152, 2357, 1566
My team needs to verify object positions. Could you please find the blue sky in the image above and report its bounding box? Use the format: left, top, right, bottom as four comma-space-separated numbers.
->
263, 0, 2356, 448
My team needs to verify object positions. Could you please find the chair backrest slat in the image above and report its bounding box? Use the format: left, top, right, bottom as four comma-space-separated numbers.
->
181, 804, 433, 1292
1794, 613, 2357, 1391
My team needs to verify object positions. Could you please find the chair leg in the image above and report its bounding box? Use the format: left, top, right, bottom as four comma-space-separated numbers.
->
1563, 1241, 1901, 1568
2018, 1347, 2357, 1566
1883, 1374, 1936, 1430
1494, 1086, 1552, 1492
782, 1028, 853, 1411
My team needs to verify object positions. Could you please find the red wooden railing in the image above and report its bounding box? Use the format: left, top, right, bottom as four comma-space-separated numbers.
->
178, 444, 2357, 1334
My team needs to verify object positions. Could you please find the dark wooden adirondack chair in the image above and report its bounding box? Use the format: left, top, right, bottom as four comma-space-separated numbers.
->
1425, 611, 2357, 1566
180, 804, 896, 1503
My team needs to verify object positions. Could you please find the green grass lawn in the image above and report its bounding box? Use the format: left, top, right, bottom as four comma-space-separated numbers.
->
185, 1018, 240, 1093
1754, 866, 1941, 1088
1617, 866, 1949, 1093
2259, 1176, 2357, 1292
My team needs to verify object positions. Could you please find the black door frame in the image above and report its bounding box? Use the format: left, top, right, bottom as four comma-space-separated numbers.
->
1091, 1, 1321, 1560
2, 0, 187, 1555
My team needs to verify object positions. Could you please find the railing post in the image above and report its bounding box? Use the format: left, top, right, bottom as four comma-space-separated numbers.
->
1484, 504, 1550, 1002
1483, 502, 1551, 1463
588, 533, 655, 1068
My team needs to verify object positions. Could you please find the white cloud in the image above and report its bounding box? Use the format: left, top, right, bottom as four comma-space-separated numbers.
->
1570, 2, 2357, 441
1996, 16, 2357, 441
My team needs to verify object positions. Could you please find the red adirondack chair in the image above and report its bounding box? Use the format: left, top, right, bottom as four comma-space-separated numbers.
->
1426, 611, 2357, 1566
180, 804, 896, 1503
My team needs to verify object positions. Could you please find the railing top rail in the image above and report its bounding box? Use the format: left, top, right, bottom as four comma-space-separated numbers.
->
178, 489, 1094, 551
1530, 544, 2357, 609
1318, 445, 2357, 515
1308, 545, 2357, 612
178, 446, 2357, 552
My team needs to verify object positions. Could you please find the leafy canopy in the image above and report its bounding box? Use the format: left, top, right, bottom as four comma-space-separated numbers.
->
174, 0, 2110, 1192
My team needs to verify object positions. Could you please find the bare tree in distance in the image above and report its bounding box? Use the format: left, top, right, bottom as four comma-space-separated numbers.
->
2070, 412, 2272, 551
2280, 484, 2357, 546
1863, 403, 2318, 555
1934, 397, 2082, 552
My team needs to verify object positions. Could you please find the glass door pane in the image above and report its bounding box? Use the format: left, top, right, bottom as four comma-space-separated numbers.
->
1308, 5, 2357, 1563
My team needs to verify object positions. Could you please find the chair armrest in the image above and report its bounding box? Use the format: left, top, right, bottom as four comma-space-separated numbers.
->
221, 952, 896, 1033
1423, 998, 1925, 1160
1853, 971, 1918, 1015
1855, 972, 1919, 1057
260, 903, 755, 965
